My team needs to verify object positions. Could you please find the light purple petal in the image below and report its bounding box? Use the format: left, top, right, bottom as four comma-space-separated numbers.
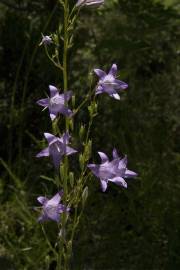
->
38, 213, 48, 222
96, 85, 104, 95
36, 147, 50, 158
37, 98, 49, 107
46, 193, 61, 207
109, 176, 127, 188
49, 85, 58, 97
50, 113, 57, 121
46, 207, 60, 222
112, 148, 119, 159
114, 79, 128, 90
37, 196, 48, 205
108, 64, 117, 77
98, 152, 109, 163
118, 156, 128, 169
100, 179, 108, 192
44, 133, 57, 144
111, 93, 120, 100
64, 146, 77, 156
88, 164, 100, 178
63, 91, 73, 102
94, 68, 106, 78
58, 132, 70, 144
125, 169, 137, 178
59, 106, 73, 117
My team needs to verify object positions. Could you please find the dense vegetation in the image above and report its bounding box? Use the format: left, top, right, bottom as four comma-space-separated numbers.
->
0, 0, 179, 269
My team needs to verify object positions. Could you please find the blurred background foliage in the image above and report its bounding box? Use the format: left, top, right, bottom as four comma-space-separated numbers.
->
0, 0, 179, 269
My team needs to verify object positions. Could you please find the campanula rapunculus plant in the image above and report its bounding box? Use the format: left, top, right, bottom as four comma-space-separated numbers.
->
36, 132, 77, 168
37, 85, 73, 120
94, 64, 128, 100
35, 0, 137, 268
76, 0, 104, 8
37, 192, 70, 222
88, 149, 137, 191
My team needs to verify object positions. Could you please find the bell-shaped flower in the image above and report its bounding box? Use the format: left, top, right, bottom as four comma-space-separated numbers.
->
37, 191, 70, 222
36, 132, 77, 168
94, 64, 128, 100
37, 85, 73, 121
76, 0, 104, 8
39, 35, 52, 46
88, 149, 137, 192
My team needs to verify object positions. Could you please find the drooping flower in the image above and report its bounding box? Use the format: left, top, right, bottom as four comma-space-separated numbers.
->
37, 85, 73, 121
39, 35, 52, 46
88, 149, 137, 192
76, 0, 104, 8
94, 64, 128, 100
36, 132, 77, 168
37, 191, 70, 222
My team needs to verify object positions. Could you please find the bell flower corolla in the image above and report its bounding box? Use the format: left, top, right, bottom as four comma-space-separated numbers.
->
37, 85, 73, 121
37, 191, 70, 222
94, 64, 128, 100
88, 149, 137, 192
40, 35, 52, 46
36, 132, 77, 168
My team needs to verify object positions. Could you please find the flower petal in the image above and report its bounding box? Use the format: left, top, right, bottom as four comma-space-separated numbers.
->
112, 148, 119, 159
98, 151, 109, 163
108, 64, 117, 77
44, 133, 57, 144
36, 147, 50, 158
38, 213, 48, 222
63, 91, 73, 102
50, 113, 57, 121
96, 85, 104, 95
100, 179, 108, 192
111, 93, 120, 100
125, 169, 137, 178
49, 85, 58, 97
109, 176, 127, 188
37, 196, 48, 205
65, 146, 77, 156
114, 79, 128, 90
94, 68, 106, 78
46, 193, 61, 207
37, 98, 49, 107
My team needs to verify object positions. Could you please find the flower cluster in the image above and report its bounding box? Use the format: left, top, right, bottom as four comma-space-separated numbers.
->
37, 0, 137, 225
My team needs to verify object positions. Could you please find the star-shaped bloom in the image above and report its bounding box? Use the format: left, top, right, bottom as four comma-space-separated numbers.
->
88, 149, 137, 192
76, 0, 104, 8
37, 191, 70, 222
37, 85, 73, 121
94, 64, 128, 100
36, 132, 77, 168
39, 35, 52, 46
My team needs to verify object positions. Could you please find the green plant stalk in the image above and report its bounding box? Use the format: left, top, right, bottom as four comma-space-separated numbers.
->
57, 0, 69, 269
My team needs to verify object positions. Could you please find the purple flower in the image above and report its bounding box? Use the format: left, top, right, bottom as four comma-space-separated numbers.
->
76, 0, 104, 8
36, 132, 77, 168
40, 35, 52, 46
37, 191, 70, 222
94, 64, 128, 100
37, 85, 73, 121
88, 149, 137, 192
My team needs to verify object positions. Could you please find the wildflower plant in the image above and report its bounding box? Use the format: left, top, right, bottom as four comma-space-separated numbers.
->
35, 0, 137, 269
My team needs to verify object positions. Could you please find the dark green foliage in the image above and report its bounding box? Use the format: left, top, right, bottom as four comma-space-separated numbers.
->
0, 0, 179, 269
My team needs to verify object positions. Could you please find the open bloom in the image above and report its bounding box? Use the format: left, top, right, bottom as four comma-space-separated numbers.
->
37, 191, 70, 222
36, 132, 77, 168
88, 149, 137, 192
94, 64, 128, 100
37, 85, 73, 121
76, 0, 104, 8
39, 35, 52, 46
